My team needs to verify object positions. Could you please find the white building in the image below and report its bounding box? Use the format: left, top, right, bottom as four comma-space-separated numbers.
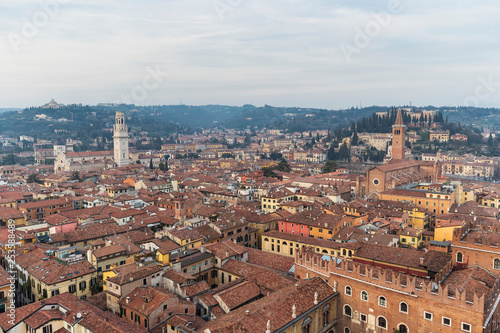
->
113, 112, 129, 167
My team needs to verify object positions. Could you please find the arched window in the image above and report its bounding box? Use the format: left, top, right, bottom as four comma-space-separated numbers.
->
377, 316, 387, 329
344, 328, 351, 333
301, 317, 312, 333
343, 305, 352, 317
264, 238, 269, 242
378, 296, 386, 307
345, 286, 352, 296
457, 252, 463, 263
361, 290, 368, 301
322, 304, 331, 327
398, 324, 408, 333
400, 302, 408, 313
494, 258, 500, 270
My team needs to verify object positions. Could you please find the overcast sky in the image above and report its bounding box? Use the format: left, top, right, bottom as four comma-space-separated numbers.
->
1, 0, 500, 109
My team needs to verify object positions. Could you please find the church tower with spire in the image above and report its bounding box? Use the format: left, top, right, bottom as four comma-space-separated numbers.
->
113, 112, 129, 167
391, 108, 406, 160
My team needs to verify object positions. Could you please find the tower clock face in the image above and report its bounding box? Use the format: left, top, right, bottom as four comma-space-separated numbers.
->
373, 178, 380, 186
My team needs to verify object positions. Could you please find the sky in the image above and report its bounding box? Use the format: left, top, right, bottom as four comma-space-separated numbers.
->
1, 0, 500, 109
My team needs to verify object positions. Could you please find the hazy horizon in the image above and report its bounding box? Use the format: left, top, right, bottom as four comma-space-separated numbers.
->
2, 0, 500, 109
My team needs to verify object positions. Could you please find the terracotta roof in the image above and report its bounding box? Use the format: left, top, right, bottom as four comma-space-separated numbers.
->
204, 241, 249, 260
0, 292, 146, 332
354, 242, 451, 273
107, 264, 162, 286
120, 286, 176, 316
91, 244, 127, 258
199, 277, 335, 332
213, 280, 261, 311
162, 269, 196, 285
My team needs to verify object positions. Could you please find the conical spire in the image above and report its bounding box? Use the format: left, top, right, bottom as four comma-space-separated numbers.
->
395, 108, 404, 126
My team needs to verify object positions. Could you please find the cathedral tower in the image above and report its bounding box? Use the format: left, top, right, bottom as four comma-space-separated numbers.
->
391, 109, 406, 160
113, 112, 129, 167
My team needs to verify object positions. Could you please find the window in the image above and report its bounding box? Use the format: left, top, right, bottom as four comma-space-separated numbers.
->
301, 317, 312, 333
361, 290, 368, 301
322, 304, 330, 327
377, 316, 387, 329
68, 285, 76, 293
345, 286, 352, 296
42, 325, 53, 333
79, 281, 86, 290
462, 322, 472, 332
360, 313, 367, 322
378, 296, 386, 307
399, 302, 408, 313
344, 328, 350, 333
343, 305, 352, 318
494, 258, 500, 270
442, 317, 451, 326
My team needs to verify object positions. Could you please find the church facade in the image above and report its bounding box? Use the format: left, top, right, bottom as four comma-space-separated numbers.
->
364, 109, 441, 198
54, 112, 129, 174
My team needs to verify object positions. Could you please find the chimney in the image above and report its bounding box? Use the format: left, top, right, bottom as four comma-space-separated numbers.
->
419, 258, 424, 266
314, 292, 318, 305
292, 304, 296, 319
225, 250, 230, 257
245, 310, 250, 317
126, 297, 130, 303
266, 320, 271, 333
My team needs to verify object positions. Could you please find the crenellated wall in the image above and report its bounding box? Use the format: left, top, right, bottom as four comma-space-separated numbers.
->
295, 250, 498, 333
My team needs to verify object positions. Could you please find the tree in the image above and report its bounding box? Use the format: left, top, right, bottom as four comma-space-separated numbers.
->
488, 133, 494, 147
149, 159, 154, 169
276, 158, 291, 172
221, 153, 234, 159
27, 173, 41, 184
158, 162, 165, 171
327, 146, 336, 160
321, 160, 337, 174
262, 167, 277, 178
338, 143, 350, 162
269, 152, 282, 160
70, 171, 81, 182
352, 130, 359, 146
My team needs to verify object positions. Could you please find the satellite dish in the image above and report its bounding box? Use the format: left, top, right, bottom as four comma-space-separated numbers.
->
76, 313, 82, 319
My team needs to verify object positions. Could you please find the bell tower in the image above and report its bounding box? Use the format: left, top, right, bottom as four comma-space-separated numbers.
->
113, 112, 129, 167
391, 109, 406, 160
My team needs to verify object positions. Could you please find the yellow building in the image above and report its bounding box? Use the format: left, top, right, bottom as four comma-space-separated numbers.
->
0, 266, 12, 314
480, 193, 500, 208
141, 239, 181, 266
399, 227, 423, 248
406, 206, 429, 230
261, 188, 295, 213
167, 227, 204, 251
28, 258, 98, 302
434, 224, 464, 243
380, 185, 456, 215
430, 130, 450, 142
262, 230, 359, 259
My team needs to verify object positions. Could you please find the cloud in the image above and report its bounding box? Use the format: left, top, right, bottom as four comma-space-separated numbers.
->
0, 0, 499, 108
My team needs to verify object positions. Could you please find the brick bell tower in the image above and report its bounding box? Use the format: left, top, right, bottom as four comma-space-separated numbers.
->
391, 108, 406, 160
